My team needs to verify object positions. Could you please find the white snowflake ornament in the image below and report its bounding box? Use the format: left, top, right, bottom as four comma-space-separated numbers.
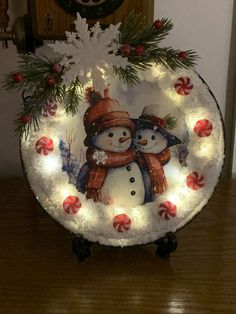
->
48, 13, 129, 91
92, 150, 108, 165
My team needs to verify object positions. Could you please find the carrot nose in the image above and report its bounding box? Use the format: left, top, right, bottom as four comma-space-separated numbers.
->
119, 136, 131, 143
138, 139, 148, 145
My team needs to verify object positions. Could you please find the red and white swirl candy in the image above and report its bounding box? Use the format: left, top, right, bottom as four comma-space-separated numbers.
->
174, 77, 193, 95
113, 214, 131, 232
42, 99, 57, 117
35, 137, 54, 155
159, 201, 177, 220
194, 119, 213, 137
186, 172, 205, 190
63, 195, 81, 214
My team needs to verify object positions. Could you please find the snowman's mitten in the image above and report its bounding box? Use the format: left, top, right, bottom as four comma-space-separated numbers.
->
86, 188, 101, 202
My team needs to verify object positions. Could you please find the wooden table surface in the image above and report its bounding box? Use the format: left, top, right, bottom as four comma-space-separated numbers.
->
0, 178, 235, 314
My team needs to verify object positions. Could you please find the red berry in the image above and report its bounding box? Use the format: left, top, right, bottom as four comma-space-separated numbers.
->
178, 51, 187, 60
121, 44, 132, 56
46, 76, 57, 86
153, 19, 162, 29
135, 45, 145, 55
13, 72, 24, 83
157, 118, 166, 127
51, 63, 63, 73
21, 114, 32, 124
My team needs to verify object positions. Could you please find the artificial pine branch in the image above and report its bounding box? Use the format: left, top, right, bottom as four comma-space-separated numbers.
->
3, 12, 200, 137
3, 53, 57, 92
117, 12, 199, 85
148, 47, 198, 70
2, 53, 84, 137
64, 78, 84, 115
113, 65, 140, 86
120, 13, 173, 47
15, 93, 43, 139
164, 114, 178, 129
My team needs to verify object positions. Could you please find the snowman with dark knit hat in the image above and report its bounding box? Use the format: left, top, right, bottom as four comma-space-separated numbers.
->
77, 87, 145, 206
133, 104, 181, 203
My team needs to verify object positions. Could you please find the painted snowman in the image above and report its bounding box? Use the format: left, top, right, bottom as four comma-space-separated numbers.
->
77, 88, 145, 206
134, 104, 181, 203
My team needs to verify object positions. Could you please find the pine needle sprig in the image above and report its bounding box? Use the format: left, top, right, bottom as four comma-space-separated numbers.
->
3, 53, 57, 93
163, 114, 178, 129
147, 47, 199, 70
116, 12, 199, 85
113, 65, 140, 86
2, 53, 84, 137
64, 78, 84, 115
15, 93, 43, 139
119, 12, 173, 47
3, 72, 25, 92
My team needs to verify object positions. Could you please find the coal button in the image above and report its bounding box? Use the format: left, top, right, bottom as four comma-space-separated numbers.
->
130, 177, 135, 183
126, 165, 131, 171
131, 191, 136, 196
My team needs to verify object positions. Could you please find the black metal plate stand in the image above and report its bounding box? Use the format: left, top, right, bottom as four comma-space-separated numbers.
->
155, 232, 178, 259
72, 232, 177, 261
72, 236, 93, 261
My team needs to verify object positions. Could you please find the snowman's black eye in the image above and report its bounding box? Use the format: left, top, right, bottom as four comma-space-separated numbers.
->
137, 135, 142, 140
151, 135, 156, 140
108, 132, 113, 137
123, 131, 127, 136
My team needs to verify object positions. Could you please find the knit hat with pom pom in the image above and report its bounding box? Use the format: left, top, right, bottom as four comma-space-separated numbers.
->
83, 87, 135, 146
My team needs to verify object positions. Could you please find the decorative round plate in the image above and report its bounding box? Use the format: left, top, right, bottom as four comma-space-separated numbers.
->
21, 65, 225, 246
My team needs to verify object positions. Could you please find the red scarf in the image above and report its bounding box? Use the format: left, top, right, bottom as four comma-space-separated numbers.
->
86, 147, 136, 202
136, 148, 171, 195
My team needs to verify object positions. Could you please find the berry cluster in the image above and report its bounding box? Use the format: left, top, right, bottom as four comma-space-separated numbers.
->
120, 20, 188, 61
12, 63, 63, 87
120, 44, 145, 57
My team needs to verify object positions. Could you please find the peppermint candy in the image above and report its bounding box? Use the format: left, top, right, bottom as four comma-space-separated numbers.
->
35, 137, 54, 155
113, 214, 131, 232
194, 119, 213, 137
63, 195, 81, 214
42, 99, 57, 117
159, 201, 177, 220
174, 77, 193, 95
187, 172, 205, 190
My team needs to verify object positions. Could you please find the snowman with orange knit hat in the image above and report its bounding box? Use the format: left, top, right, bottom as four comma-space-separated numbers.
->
77, 88, 145, 207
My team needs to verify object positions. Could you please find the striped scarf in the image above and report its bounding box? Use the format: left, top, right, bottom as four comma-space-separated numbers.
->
136, 148, 171, 195
86, 147, 136, 202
